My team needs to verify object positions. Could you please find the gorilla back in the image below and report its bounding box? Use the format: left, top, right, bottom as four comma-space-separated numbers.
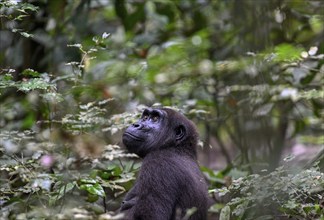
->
121, 108, 209, 220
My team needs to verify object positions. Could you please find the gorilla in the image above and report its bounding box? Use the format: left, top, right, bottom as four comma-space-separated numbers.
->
121, 107, 209, 220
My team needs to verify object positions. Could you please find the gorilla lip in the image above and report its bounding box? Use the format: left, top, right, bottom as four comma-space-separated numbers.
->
123, 132, 143, 141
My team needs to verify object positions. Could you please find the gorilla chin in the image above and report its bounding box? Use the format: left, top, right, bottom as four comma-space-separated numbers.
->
120, 107, 210, 220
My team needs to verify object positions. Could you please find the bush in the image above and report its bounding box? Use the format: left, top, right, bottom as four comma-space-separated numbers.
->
217, 163, 324, 219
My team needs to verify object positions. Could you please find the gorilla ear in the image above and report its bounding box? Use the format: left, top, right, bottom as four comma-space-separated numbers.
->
175, 125, 186, 141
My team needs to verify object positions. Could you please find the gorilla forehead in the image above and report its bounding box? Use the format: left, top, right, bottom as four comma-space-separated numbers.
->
142, 107, 166, 116
147, 107, 188, 123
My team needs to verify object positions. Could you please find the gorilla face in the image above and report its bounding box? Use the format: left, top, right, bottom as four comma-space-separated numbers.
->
122, 108, 191, 158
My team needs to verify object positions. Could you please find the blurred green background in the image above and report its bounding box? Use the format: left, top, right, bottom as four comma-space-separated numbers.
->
0, 0, 323, 219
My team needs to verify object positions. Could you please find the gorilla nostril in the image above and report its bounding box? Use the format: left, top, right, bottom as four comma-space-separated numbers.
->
133, 123, 142, 129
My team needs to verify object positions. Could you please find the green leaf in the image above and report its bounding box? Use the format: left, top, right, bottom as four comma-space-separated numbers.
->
22, 113, 35, 129
79, 178, 96, 184
22, 69, 40, 77
3, 73, 13, 81
110, 166, 122, 176
98, 171, 111, 180
80, 183, 105, 197
274, 43, 303, 62
18, 78, 53, 92
55, 182, 76, 202
220, 205, 231, 220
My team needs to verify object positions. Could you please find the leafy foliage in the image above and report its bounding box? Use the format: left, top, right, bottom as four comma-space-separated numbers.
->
0, 134, 138, 219
0, 0, 323, 219
217, 164, 324, 219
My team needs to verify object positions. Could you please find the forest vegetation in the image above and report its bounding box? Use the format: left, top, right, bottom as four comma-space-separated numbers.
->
0, 0, 323, 219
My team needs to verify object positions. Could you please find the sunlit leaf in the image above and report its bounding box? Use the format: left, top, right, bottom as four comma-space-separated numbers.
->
79, 182, 105, 197
20, 32, 33, 38
18, 78, 53, 92
22, 69, 40, 77
274, 44, 303, 62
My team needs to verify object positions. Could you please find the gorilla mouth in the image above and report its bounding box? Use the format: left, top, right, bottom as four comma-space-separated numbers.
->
123, 132, 144, 141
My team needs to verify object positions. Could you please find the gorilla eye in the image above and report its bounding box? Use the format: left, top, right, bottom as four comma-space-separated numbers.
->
142, 115, 149, 121
152, 116, 159, 122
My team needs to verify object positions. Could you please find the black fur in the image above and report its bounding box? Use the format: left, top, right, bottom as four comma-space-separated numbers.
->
121, 108, 209, 220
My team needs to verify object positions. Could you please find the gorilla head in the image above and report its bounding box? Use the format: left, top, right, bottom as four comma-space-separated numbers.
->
123, 107, 198, 158
121, 107, 209, 220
